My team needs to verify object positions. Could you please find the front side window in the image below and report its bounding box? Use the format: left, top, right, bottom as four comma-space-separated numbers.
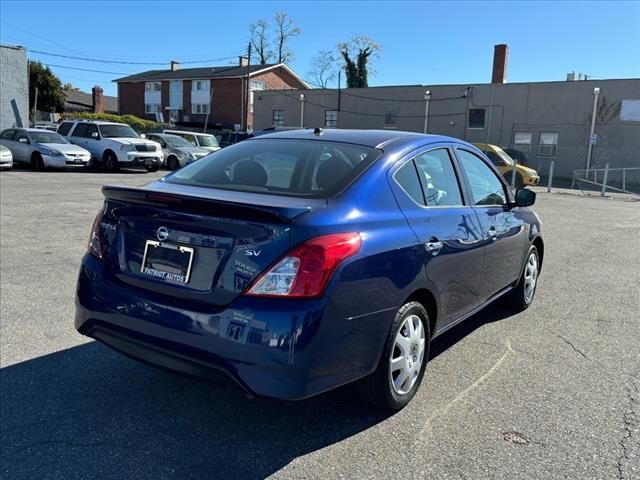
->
197, 135, 218, 148
99, 124, 139, 138
272, 110, 284, 127
325, 110, 337, 127
538, 132, 559, 156
468, 108, 485, 129
145, 82, 161, 92
15, 131, 28, 142
456, 149, 507, 206
166, 139, 382, 198
413, 149, 463, 207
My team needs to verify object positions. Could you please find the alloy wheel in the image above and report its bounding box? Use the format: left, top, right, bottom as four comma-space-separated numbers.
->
523, 252, 538, 303
389, 314, 426, 395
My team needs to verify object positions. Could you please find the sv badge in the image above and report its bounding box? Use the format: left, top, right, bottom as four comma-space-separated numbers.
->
245, 250, 262, 257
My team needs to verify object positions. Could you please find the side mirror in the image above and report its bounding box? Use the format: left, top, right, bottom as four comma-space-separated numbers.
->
140, 133, 146, 139
18, 137, 29, 144
91, 132, 99, 139
514, 188, 536, 207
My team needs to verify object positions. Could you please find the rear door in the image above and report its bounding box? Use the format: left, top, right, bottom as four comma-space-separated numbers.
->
454, 147, 527, 299
389, 145, 486, 325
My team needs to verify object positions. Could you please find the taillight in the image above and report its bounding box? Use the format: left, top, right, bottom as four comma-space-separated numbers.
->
87, 209, 105, 259
245, 232, 362, 298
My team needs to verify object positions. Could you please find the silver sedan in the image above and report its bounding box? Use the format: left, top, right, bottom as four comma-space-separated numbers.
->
0, 128, 91, 170
146, 133, 211, 170
0, 145, 13, 170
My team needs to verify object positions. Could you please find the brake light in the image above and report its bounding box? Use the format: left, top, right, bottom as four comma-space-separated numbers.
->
87, 209, 105, 259
245, 232, 362, 298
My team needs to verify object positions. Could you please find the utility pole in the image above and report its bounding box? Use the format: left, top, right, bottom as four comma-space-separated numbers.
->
484, 84, 494, 148
585, 86, 600, 173
423, 90, 431, 134
244, 42, 252, 132
337, 70, 341, 128
203, 87, 214, 133
300, 94, 305, 127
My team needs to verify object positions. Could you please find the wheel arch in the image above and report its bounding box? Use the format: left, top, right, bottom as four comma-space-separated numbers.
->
403, 289, 438, 338
102, 149, 116, 161
532, 236, 544, 271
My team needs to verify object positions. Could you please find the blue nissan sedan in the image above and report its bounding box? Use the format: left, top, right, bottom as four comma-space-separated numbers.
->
75, 129, 543, 410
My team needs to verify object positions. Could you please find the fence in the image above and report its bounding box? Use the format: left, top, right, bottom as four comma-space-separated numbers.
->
572, 166, 640, 196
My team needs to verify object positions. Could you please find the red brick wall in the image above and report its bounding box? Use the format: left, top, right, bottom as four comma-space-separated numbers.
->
117, 82, 146, 117
211, 78, 243, 129
183, 80, 192, 115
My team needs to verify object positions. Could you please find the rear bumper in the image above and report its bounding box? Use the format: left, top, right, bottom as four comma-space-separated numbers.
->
75, 254, 391, 400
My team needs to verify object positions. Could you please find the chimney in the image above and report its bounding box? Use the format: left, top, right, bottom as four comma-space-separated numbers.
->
491, 44, 509, 84
170, 60, 180, 71
239, 56, 249, 67
91, 86, 104, 113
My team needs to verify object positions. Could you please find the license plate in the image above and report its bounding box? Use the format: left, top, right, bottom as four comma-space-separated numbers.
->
145, 158, 154, 166
141, 240, 194, 284
74, 158, 83, 164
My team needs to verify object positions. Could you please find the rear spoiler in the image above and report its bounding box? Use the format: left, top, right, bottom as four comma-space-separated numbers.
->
102, 185, 321, 223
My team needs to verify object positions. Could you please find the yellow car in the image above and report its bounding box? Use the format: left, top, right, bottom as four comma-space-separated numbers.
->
473, 143, 540, 187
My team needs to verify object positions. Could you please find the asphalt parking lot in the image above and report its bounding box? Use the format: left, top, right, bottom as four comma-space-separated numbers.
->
1, 168, 639, 480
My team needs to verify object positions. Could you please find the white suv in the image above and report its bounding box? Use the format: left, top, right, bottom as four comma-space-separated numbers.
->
58, 120, 162, 172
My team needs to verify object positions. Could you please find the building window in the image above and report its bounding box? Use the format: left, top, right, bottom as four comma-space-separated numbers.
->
145, 82, 161, 92
145, 103, 161, 114
250, 80, 266, 91
468, 108, 485, 129
325, 110, 337, 127
272, 110, 284, 126
538, 132, 559, 156
513, 132, 532, 153
192, 80, 210, 91
192, 103, 209, 114
384, 112, 395, 126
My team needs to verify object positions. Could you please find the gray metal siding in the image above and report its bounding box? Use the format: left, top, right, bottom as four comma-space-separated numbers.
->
0, 45, 28, 131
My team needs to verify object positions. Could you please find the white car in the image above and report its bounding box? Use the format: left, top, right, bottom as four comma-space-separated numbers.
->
0, 145, 13, 170
0, 128, 91, 169
162, 129, 221, 152
57, 120, 162, 172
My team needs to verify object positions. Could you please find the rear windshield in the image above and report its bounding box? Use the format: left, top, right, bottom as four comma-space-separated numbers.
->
197, 135, 219, 148
165, 139, 382, 198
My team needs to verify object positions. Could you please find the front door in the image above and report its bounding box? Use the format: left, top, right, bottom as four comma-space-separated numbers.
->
454, 148, 528, 300
389, 145, 486, 325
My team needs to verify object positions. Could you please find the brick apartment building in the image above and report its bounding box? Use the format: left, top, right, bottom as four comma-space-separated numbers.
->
114, 57, 308, 130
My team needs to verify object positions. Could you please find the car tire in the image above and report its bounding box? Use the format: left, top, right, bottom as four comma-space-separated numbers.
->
31, 153, 46, 171
104, 151, 119, 172
506, 246, 539, 311
166, 156, 180, 171
146, 164, 159, 172
357, 301, 431, 410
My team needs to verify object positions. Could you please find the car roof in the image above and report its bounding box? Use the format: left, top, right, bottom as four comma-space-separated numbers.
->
249, 128, 459, 150
63, 120, 126, 126
164, 129, 213, 137
23, 128, 61, 132
149, 133, 184, 139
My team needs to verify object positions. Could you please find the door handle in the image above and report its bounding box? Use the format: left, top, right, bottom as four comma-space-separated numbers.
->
487, 227, 498, 241
425, 238, 444, 256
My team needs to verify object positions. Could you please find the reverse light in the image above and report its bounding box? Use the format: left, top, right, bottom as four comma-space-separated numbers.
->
87, 209, 105, 259
246, 232, 362, 298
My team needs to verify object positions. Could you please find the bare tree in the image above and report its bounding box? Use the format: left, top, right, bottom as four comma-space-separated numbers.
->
337, 36, 381, 88
250, 19, 273, 65
274, 11, 301, 64
308, 50, 338, 88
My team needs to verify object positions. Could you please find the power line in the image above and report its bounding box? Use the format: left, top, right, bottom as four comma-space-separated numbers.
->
36, 62, 129, 75
29, 48, 245, 66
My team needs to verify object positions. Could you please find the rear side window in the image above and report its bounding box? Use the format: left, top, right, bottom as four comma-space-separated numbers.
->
413, 149, 463, 207
166, 139, 381, 198
72, 124, 89, 138
1, 130, 15, 140
394, 160, 425, 205
57, 122, 74, 136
